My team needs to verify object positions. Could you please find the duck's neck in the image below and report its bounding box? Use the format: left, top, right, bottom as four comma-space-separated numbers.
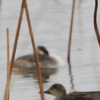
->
55, 93, 66, 100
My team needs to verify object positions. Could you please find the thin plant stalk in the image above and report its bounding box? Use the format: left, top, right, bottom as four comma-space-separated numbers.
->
8, 0, 24, 81
4, 1, 24, 100
24, 0, 45, 100
94, 0, 100, 46
67, 0, 76, 64
4, 28, 10, 100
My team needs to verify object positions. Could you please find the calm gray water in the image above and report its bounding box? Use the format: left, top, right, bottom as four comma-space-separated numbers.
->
0, 0, 100, 100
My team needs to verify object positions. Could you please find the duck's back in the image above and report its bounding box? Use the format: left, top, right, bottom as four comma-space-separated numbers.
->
62, 92, 90, 100
62, 91, 100, 100
82, 92, 100, 100
17, 54, 55, 63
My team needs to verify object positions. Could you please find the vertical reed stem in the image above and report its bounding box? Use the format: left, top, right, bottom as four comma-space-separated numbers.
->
4, 3, 24, 100
24, 0, 45, 100
67, 0, 76, 63
4, 0, 24, 99
8, 0, 24, 81
94, 0, 100, 46
6, 28, 10, 76
4, 28, 10, 100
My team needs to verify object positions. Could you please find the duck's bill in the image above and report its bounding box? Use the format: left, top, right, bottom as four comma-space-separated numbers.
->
44, 90, 51, 94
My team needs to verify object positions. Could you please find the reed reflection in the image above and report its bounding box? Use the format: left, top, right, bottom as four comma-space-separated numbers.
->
68, 62, 74, 90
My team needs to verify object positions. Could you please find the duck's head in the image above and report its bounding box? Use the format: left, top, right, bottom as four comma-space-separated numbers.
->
37, 46, 49, 55
44, 84, 66, 98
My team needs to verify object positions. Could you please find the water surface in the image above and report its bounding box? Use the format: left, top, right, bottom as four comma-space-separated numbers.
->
0, 0, 100, 100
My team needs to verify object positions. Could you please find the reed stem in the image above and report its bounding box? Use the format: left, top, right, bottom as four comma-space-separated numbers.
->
8, 0, 24, 81
94, 0, 100, 46
67, 0, 76, 64
4, 28, 10, 100
24, 0, 45, 100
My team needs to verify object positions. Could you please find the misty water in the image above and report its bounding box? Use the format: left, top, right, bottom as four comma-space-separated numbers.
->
0, 0, 100, 100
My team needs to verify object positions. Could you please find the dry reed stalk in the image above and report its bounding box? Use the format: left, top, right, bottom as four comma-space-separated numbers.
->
67, 0, 76, 63
4, 28, 10, 100
6, 28, 10, 76
8, 0, 24, 81
4, 0, 45, 100
94, 0, 100, 46
4, 1, 24, 100
24, 0, 45, 100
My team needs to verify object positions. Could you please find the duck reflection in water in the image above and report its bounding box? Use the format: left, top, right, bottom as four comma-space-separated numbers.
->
44, 84, 100, 100
13, 46, 65, 82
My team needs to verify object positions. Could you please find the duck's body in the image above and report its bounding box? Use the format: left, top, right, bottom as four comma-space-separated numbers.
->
13, 46, 65, 80
44, 84, 100, 100
63, 92, 100, 100
14, 46, 64, 68
15, 54, 60, 67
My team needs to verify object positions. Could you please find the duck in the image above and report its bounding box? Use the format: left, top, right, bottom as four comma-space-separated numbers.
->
44, 84, 100, 100
14, 46, 64, 67
13, 46, 65, 81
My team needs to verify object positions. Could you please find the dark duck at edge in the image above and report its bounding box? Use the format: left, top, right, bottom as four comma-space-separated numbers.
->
44, 84, 100, 100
